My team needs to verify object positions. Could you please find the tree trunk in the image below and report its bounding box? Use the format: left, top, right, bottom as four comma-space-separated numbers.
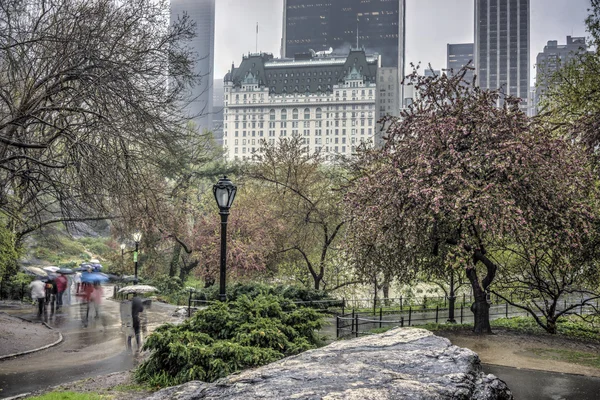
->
382, 274, 391, 306
470, 300, 492, 333
168, 243, 182, 277
179, 259, 199, 284
546, 318, 557, 334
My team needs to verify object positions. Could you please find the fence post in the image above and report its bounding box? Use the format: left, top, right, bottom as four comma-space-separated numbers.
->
401, 316, 404, 327
342, 298, 345, 315
408, 307, 412, 326
463, 293, 466, 307
423, 295, 427, 309
505, 302, 508, 318
336, 316, 339, 338
400, 296, 403, 311
435, 306, 439, 324
355, 314, 359, 338
188, 291, 193, 318
379, 307, 383, 328
460, 305, 463, 324
564, 299, 567, 310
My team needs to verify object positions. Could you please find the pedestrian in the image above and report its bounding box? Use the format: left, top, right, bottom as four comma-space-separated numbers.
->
129, 293, 145, 352
55, 273, 68, 311
45, 277, 57, 314
74, 271, 82, 295
90, 281, 103, 319
65, 274, 72, 306
29, 277, 46, 317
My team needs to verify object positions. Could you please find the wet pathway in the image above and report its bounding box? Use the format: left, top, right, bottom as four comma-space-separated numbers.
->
0, 288, 181, 399
484, 364, 600, 400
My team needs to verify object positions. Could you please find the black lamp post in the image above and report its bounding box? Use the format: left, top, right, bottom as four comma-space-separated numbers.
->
132, 232, 142, 284
213, 176, 237, 302
447, 270, 456, 323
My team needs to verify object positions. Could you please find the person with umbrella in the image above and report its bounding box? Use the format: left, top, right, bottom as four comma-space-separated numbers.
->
29, 277, 46, 317
55, 273, 68, 311
129, 293, 145, 353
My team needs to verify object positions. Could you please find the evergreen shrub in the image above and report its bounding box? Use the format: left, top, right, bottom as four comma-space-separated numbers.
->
135, 293, 324, 387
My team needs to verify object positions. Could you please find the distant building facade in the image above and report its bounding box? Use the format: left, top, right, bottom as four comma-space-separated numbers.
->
170, 0, 215, 132
447, 43, 475, 83
223, 50, 380, 161
534, 36, 588, 113
474, 0, 529, 111
282, 0, 405, 106
212, 79, 225, 145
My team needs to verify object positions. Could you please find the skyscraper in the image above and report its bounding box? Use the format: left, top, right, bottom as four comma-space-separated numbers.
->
474, 0, 529, 110
282, 0, 406, 103
447, 43, 475, 84
534, 36, 588, 113
170, 0, 215, 132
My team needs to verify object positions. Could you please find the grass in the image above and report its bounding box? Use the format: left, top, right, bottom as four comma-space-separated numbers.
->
528, 348, 600, 369
27, 392, 111, 400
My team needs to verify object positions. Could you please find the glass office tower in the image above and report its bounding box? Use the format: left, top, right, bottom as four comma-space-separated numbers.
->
475, 0, 529, 110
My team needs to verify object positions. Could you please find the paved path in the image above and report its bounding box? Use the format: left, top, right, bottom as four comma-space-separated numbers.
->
0, 289, 181, 399
484, 364, 600, 400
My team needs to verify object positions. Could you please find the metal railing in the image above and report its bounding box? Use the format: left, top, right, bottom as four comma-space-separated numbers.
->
335, 299, 600, 339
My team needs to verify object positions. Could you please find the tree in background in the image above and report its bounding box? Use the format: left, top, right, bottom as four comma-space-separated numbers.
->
538, 0, 600, 161
246, 138, 349, 290
344, 68, 598, 334
0, 0, 198, 244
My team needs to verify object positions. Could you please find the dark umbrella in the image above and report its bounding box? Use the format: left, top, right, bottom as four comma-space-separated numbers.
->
57, 268, 75, 275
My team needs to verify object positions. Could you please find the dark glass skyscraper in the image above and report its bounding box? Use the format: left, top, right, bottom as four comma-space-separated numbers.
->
447, 43, 475, 84
474, 0, 529, 110
282, 0, 405, 70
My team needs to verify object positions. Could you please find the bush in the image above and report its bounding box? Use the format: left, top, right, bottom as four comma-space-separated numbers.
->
135, 293, 324, 387
193, 282, 334, 304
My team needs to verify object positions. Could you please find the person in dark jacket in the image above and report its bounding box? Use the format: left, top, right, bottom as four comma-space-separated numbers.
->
129, 294, 145, 352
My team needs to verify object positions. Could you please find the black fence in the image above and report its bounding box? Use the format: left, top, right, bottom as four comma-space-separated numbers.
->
336, 298, 600, 339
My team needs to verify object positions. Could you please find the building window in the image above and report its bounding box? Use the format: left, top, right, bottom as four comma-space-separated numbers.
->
316, 108, 322, 118
270, 109, 275, 120
304, 108, 310, 119
292, 108, 298, 119
281, 109, 287, 120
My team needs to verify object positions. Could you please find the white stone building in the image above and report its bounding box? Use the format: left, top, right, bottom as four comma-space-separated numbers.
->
223, 50, 381, 162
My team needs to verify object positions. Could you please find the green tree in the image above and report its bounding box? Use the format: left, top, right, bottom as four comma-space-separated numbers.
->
245, 138, 349, 290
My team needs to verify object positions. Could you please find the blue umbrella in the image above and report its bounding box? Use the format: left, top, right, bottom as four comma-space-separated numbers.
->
80, 272, 109, 283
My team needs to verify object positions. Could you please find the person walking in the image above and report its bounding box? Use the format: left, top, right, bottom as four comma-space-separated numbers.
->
55, 273, 68, 311
129, 294, 145, 352
45, 277, 57, 314
29, 277, 46, 317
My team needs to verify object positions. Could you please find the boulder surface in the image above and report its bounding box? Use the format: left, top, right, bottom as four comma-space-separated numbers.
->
146, 327, 513, 400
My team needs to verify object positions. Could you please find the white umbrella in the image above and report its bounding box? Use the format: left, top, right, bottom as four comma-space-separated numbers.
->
43, 266, 60, 273
118, 285, 158, 294
22, 266, 48, 277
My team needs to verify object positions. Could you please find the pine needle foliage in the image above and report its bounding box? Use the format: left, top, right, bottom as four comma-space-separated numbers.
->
135, 293, 324, 387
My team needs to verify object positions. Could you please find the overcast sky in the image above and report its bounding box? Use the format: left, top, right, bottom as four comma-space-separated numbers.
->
213, 0, 591, 85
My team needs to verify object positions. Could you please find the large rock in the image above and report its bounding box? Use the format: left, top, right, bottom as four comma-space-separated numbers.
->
146, 327, 512, 400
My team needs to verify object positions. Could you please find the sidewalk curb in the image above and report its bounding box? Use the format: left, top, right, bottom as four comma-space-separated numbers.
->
0, 316, 63, 361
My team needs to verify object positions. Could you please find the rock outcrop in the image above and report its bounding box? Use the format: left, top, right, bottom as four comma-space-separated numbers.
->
147, 327, 513, 400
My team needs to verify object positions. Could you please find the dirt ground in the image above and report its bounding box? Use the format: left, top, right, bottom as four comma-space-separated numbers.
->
0, 312, 60, 358
435, 328, 600, 377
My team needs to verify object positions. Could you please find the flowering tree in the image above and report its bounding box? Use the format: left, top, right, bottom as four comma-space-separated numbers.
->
344, 68, 598, 333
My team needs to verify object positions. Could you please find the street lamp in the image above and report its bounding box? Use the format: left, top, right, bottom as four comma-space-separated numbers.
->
213, 176, 237, 302
120, 243, 126, 272
132, 232, 142, 284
